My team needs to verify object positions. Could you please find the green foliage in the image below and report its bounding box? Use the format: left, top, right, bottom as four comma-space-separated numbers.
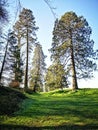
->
45, 62, 68, 91
14, 8, 38, 89
30, 43, 46, 92
6, 31, 23, 86
51, 11, 97, 90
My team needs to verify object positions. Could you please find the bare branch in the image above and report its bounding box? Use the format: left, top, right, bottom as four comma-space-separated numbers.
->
12, 0, 22, 24
44, 0, 57, 19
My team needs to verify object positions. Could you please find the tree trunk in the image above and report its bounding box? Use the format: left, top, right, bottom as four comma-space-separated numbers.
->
71, 48, 78, 90
70, 30, 78, 90
33, 84, 36, 92
17, 34, 21, 87
33, 79, 37, 92
0, 40, 9, 84
13, 35, 21, 88
24, 28, 29, 90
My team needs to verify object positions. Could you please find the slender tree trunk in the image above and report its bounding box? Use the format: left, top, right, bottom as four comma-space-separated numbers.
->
33, 80, 37, 92
70, 30, 78, 90
0, 40, 9, 84
24, 28, 29, 90
17, 36, 21, 87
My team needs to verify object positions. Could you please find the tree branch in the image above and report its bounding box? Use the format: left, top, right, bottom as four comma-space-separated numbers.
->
44, 0, 57, 19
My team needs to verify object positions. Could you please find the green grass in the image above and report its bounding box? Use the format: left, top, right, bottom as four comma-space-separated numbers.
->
0, 88, 98, 129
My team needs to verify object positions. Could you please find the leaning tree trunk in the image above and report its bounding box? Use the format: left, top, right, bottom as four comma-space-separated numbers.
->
70, 30, 78, 90
0, 40, 9, 84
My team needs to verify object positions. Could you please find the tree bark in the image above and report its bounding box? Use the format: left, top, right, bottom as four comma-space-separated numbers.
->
17, 35, 21, 87
70, 30, 78, 90
0, 40, 9, 84
33, 80, 37, 92
24, 28, 29, 90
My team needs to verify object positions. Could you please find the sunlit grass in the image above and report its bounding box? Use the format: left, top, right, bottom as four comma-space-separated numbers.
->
0, 88, 98, 129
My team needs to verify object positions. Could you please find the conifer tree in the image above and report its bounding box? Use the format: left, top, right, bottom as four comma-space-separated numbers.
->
30, 43, 46, 92
51, 12, 97, 90
0, 32, 10, 85
14, 8, 38, 90
45, 61, 68, 91
7, 31, 23, 88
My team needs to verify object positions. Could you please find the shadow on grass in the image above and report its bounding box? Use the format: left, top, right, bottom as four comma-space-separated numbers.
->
0, 124, 98, 130
17, 98, 98, 120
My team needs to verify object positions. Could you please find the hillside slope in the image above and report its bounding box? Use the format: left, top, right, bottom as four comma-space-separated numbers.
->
0, 86, 26, 115
0, 89, 98, 129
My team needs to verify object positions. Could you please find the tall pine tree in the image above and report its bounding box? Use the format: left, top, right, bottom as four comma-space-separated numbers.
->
0, 31, 10, 85
14, 8, 38, 91
51, 12, 97, 90
7, 31, 23, 88
30, 43, 46, 92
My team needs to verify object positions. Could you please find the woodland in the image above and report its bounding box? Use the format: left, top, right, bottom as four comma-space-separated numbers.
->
0, 0, 98, 129
0, 0, 97, 92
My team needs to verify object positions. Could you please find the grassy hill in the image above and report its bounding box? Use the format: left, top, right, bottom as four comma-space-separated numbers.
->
0, 88, 98, 130
0, 86, 26, 115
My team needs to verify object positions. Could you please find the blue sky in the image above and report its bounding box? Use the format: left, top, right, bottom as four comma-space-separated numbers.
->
8, 0, 98, 88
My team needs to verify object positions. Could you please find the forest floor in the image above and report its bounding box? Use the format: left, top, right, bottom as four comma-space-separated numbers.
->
0, 87, 98, 130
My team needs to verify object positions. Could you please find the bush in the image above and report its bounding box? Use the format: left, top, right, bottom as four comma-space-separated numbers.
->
9, 80, 20, 88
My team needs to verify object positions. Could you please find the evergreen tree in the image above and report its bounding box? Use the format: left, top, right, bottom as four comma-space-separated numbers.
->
14, 8, 38, 90
45, 61, 68, 91
30, 43, 46, 92
51, 12, 97, 90
13, 19, 23, 49
50, 19, 60, 62
0, 32, 10, 85
7, 31, 23, 88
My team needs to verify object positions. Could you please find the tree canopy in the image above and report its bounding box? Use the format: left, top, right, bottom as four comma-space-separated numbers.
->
50, 11, 97, 90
